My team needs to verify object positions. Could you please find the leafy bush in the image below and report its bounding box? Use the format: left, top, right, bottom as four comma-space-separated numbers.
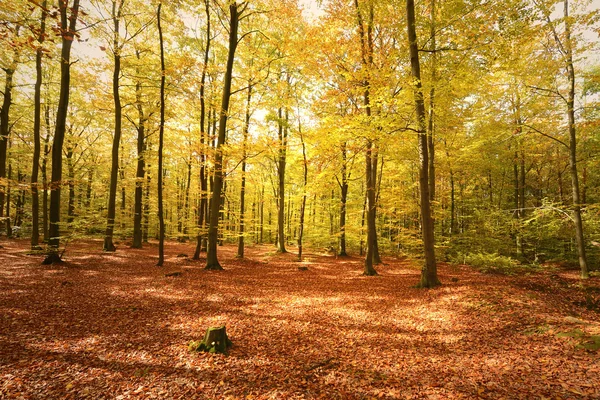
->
450, 252, 522, 275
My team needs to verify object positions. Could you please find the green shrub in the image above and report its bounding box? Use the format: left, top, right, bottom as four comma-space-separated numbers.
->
450, 252, 522, 274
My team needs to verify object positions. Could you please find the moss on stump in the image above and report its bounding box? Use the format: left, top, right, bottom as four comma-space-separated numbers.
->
189, 325, 232, 354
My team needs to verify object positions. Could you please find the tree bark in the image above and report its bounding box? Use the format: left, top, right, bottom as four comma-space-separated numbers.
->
44, 0, 80, 264
562, 0, 588, 279
237, 84, 252, 258
31, 1, 47, 249
132, 52, 146, 248
276, 107, 288, 253
297, 125, 308, 261
104, 0, 124, 252
339, 142, 348, 256
0, 37, 19, 237
354, 0, 377, 275
194, 0, 211, 260
157, 2, 166, 266
206, 2, 241, 270
407, 0, 439, 288
42, 105, 51, 242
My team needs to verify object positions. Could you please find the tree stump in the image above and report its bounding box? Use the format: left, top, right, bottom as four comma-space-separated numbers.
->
189, 325, 232, 354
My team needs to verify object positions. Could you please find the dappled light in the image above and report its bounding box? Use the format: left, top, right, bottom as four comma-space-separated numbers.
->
1, 239, 599, 398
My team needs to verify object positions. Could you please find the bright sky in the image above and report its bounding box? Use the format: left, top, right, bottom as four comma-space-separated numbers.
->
298, 0, 326, 22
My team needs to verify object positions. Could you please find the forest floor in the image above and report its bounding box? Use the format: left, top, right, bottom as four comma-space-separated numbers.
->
1, 239, 600, 399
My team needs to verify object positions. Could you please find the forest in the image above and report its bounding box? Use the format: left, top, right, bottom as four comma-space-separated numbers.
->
1, 0, 600, 398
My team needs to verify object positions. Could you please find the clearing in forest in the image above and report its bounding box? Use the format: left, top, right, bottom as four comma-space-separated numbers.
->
1, 239, 599, 399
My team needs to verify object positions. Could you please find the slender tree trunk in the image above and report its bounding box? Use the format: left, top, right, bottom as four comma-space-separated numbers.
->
194, 0, 211, 259
206, 2, 240, 270
0, 44, 18, 237
31, 1, 47, 248
276, 107, 288, 253
354, 0, 377, 275
156, 2, 166, 266
132, 60, 146, 248
562, 0, 588, 279
67, 147, 75, 223
44, 0, 80, 264
6, 159, 12, 237
407, 0, 439, 287
42, 106, 51, 242
297, 125, 308, 261
427, 0, 436, 203
104, 0, 124, 252
339, 142, 348, 256
237, 84, 252, 258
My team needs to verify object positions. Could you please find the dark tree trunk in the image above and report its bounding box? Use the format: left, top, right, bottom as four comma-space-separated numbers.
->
407, 0, 439, 288
67, 147, 75, 223
0, 44, 18, 237
31, 1, 47, 248
157, 2, 166, 266
355, 0, 377, 275
206, 2, 240, 270
44, 0, 80, 264
339, 142, 348, 256
193, 0, 211, 260
132, 60, 146, 248
276, 107, 288, 253
297, 128, 308, 261
562, 0, 588, 279
104, 1, 124, 252
42, 106, 51, 242
6, 160, 12, 237
237, 84, 252, 258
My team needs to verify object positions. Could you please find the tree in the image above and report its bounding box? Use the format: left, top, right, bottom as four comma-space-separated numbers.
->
406, 0, 439, 288
30, 0, 48, 250
157, 1, 166, 267
103, 0, 125, 252
44, 0, 81, 264
206, 1, 246, 270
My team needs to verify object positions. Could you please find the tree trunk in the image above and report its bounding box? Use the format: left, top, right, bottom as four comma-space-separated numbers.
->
42, 105, 51, 242
206, 2, 240, 270
297, 126, 308, 261
0, 42, 18, 237
339, 142, 348, 256
44, 0, 80, 264
104, 0, 124, 252
67, 146, 75, 223
194, 0, 211, 260
276, 106, 288, 253
562, 0, 588, 279
31, 1, 47, 249
237, 84, 252, 258
132, 58, 146, 248
157, 2, 166, 267
407, 0, 439, 288
354, 0, 377, 275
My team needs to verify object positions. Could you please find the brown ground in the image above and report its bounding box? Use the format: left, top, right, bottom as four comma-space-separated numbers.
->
1, 238, 599, 399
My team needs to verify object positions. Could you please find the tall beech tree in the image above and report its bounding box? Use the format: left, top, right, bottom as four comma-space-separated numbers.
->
0, 25, 20, 237
406, 0, 439, 288
157, 1, 166, 267
103, 0, 125, 252
31, 1, 47, 249
354, 0, 377, 275
193, 0, 212, 260
206, 1, 246, 270
44, 0, 81, 264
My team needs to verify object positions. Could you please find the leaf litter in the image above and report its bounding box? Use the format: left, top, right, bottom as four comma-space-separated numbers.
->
0, 238, 599, 399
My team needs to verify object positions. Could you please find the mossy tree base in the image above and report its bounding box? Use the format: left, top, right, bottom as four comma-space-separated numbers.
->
189, 325, 232, 354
